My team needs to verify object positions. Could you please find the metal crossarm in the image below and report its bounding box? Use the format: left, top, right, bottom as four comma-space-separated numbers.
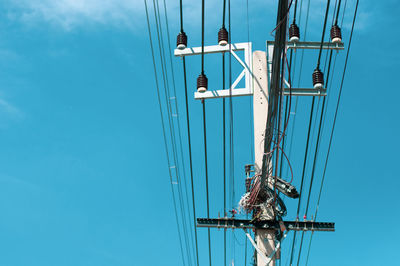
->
266, 40, 345, 97
174, 42, 253, 100
266, 41, 345, 50
197, 218, 335, 232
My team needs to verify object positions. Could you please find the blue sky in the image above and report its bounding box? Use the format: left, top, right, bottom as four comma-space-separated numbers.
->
0, 0, 398, 265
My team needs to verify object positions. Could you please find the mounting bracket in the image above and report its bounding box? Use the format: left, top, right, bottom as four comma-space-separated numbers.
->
174, 42, 253, 100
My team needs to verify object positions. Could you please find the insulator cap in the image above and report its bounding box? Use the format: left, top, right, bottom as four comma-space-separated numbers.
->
289, 23, 300, 42
218, 27, 229, 46
312, 68, 324, 89
176, 31, 187, 49
330, 25, 342, 43
197, 73, 208, 93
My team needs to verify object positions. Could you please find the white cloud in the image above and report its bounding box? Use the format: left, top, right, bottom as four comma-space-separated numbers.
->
7, 0, 145, 30
0, 98, 23, 118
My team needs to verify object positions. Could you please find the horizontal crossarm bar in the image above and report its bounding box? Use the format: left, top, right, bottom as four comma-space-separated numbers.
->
174, 42, 250, 57
197, 218, 335, 232
283, 87, 327, 96
267, 41, 344, 50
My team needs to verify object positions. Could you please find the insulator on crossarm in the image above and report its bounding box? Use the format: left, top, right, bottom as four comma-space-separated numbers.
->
197, 73, 208, 93
176, 31, 187, 49
330, 25, 342, 43
312, 68, 324, 89
218, 27, 229, 46
289, 22, 300, 42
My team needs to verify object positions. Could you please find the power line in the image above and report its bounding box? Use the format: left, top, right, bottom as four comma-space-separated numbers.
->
177, 0, 200, 263
314, 0, 359, 237
288, 96, 314, 266
152, 1, 193, 263
161, 1, 196, 262
303, 1, 358, 264
221, 0, 228, 264
144, 1, 187, 264
202, 100, 213, 266
183, 57, 200, 266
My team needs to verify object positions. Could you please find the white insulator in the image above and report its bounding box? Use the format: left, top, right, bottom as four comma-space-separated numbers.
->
197, 87, 207, 93
313, 83, 323, 90
218, 40, 228, 46
177, 43, 186, 50
332, 37, 342, 43
289, 36, 299, 42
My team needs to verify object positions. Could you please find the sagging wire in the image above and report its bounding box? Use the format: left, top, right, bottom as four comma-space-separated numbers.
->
177, 0, 200, 262
144, 1, 187, 264
306, 2, 359, 265
161, 1, 196, 263
152, 0, 194, 264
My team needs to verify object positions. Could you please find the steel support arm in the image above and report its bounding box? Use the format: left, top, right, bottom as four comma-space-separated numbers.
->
197, 218, 335, 232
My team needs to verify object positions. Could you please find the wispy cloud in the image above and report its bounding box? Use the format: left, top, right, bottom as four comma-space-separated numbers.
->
7, 0, 145, 30
0, 98, 23, 118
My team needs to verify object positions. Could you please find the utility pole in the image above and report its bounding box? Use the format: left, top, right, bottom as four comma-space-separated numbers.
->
174, 8, 343, 263
175, 39, 341, 265
253, 50, 277, 266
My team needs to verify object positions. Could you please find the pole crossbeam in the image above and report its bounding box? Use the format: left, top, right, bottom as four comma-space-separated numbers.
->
197, 218, 335, 232
174, 42, 253, 100
267, 41, 344, 50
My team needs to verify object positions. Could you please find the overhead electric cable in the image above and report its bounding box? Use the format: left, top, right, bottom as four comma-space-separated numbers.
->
202, 100, 212, 266
288, 96, 314, 266
289, 1, 331, 264
316, 0, 331, 68
177, 0, 200, 263
296, 47, 335, 266
221, 0, 228, 264
183, 57, 200, 266
161, 1, 196, 262
314, 0, 359, 235
144, 1, 187, 264
303, 2, 358, 265
152, 0, 193, 263
199, 0, 212, 264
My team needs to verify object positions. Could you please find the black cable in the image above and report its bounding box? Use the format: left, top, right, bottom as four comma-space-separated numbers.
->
201, 0, 205, 74
183, 58, 200, 266
316, 0, 331, 68
177, 0, 200, 263
228, 0, 234, 209
334, 0, 342, 25
296, 49, 334, 266
315, 0, 359, 224
304, 1, 358, 264
179, 0, 183, 32
293, 0, 299, 22
202, 100, 212, 266
289, 1, 331, 264
260, 0, 288, 189
144, 1, 186, 264
284, 0, 311, 179
222, 53, 227, 266
288, 96, 315, 266
222, 0, 226, 27
221, 0, 227, 262
161, 1, 196, 263
152, 1, 193, 263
